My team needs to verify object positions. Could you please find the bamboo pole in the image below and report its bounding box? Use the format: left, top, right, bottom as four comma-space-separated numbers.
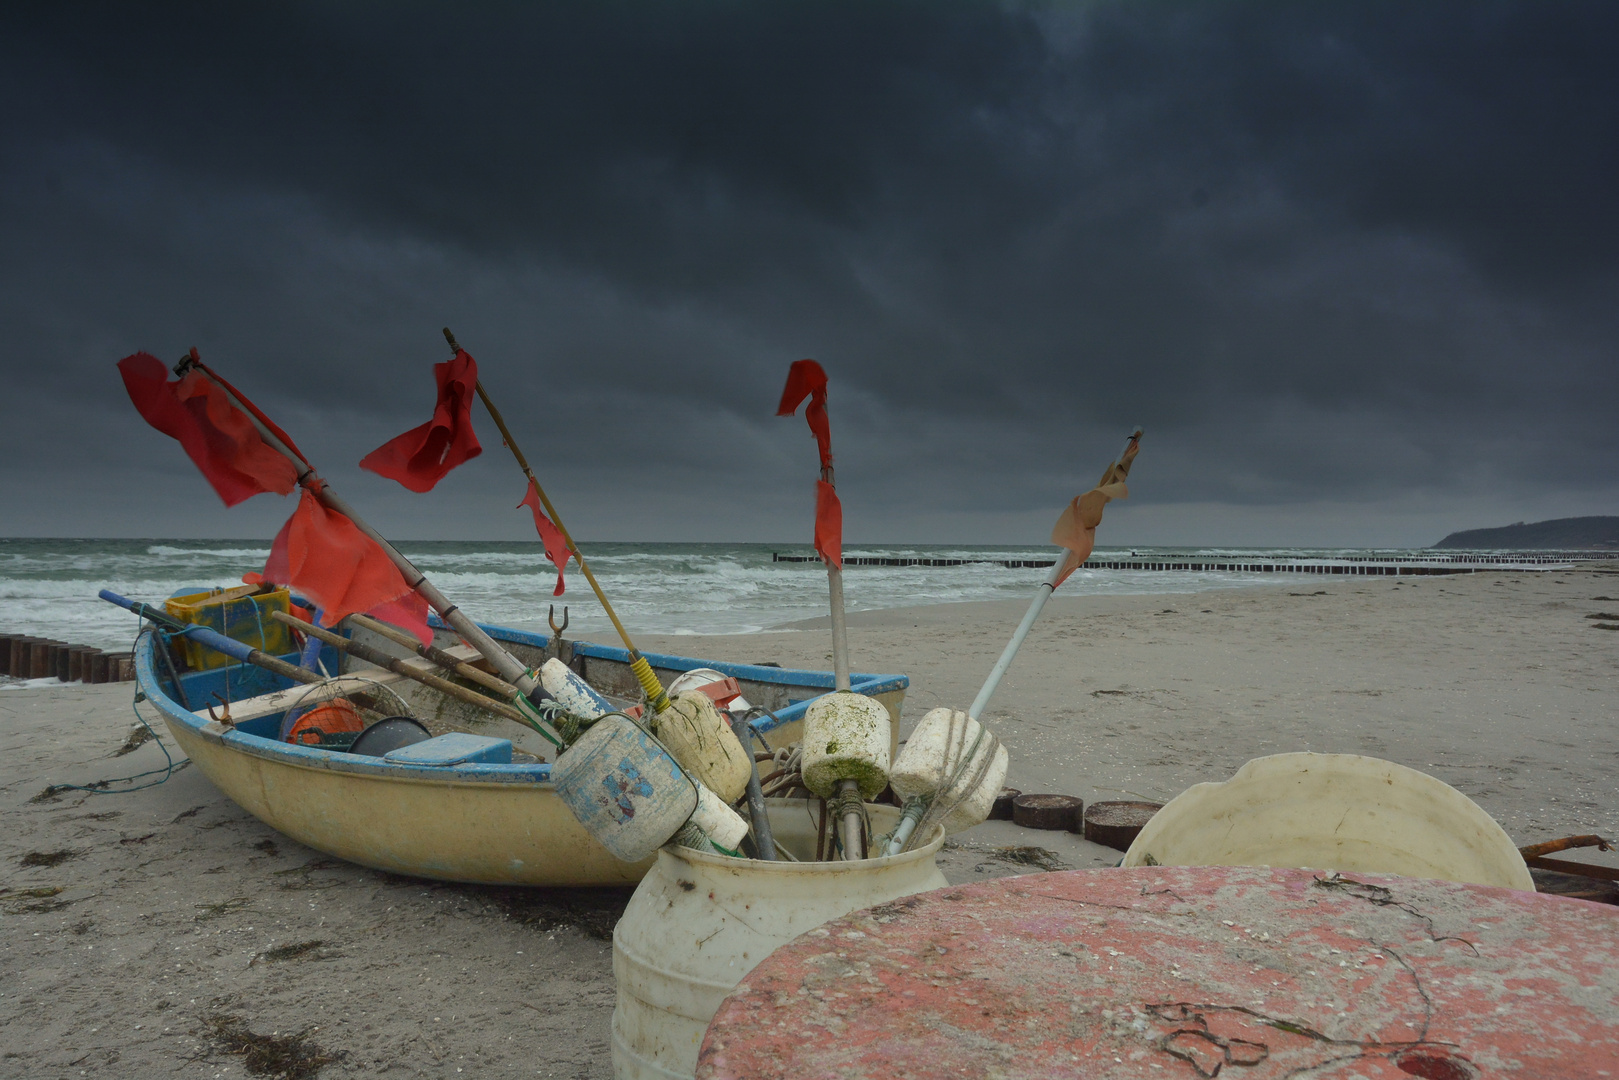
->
443, 327, 672, 714
349, 613, 518, 698
172, 352, 549, 714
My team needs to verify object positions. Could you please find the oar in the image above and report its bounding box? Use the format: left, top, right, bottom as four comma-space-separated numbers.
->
171, 351, 555, 729
966, 427, 1142, 720
349, 613, 519, 699
441, 327, 673, 715
101, 588, 328, 698
271, 612, 554, 740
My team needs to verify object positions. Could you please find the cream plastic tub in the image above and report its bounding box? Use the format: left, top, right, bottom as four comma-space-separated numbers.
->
1122, 752, 1533, 890
611, 799, 948, 1080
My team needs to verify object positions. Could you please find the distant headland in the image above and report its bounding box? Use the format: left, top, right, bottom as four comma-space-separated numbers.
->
1435, 515, 1619, 550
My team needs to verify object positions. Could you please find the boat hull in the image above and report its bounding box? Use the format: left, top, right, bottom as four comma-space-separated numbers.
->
138, 619, 908, 888
163, 718, 651, 886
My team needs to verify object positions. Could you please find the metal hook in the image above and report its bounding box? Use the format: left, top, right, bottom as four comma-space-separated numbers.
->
548, 604, 569, 658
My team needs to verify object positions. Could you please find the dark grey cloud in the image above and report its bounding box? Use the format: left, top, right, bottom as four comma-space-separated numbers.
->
1, 1, 1614, 545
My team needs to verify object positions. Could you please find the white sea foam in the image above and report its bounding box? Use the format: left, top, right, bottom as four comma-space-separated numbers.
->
0, 538, 1481, 651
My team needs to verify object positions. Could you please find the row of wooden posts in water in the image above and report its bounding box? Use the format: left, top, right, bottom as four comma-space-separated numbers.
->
771, 553, 1580, 574
0, 634, 135, 683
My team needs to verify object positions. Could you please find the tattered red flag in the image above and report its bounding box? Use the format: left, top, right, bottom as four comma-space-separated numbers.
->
253, 489, 432, 644
518, 481, 573, 596
777, 359, 843, 569
117, 352, 299, 506
814, 480, 843, 570
776, 359, 832, 470
1049, 433, 1141, 587
360, 350, 482, 492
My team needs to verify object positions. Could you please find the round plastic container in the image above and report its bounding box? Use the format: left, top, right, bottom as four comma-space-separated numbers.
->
611, 799, 948, 1080
552, 713, 698, 864
1122, 752, 1533, 890
540, 657, 614, 719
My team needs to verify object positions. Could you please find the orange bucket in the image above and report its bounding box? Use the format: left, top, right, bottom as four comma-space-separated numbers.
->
286, 699, 365, 746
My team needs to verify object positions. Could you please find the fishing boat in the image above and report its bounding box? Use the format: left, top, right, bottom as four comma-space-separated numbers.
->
136, 618, 907, 887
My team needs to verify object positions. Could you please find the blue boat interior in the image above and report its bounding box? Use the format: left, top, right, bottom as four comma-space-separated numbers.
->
141, 615, 909, 783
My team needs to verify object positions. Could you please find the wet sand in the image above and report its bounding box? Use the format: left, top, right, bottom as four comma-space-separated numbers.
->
3, 567, 1616, 1077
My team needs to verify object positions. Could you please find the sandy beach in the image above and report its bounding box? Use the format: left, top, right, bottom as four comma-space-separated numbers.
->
4, 567, 1617, 1078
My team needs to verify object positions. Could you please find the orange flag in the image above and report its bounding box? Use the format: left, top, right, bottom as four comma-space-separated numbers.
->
1050, 433, 1141, 587
252, 489, 432, 644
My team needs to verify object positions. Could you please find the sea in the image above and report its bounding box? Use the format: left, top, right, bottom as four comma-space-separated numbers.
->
0, 537, 1483, 653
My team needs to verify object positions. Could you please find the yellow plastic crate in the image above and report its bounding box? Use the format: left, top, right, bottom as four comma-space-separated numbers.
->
164, 584, 295, 671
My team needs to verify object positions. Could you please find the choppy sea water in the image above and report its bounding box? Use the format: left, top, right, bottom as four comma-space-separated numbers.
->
0, 538, 1495, 652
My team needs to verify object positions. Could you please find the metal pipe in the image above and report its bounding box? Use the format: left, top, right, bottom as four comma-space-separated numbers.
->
729, 712, 777, 861
827, 563, 852, 693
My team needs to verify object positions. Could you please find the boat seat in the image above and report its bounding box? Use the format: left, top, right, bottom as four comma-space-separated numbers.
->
383, 733, 513, 766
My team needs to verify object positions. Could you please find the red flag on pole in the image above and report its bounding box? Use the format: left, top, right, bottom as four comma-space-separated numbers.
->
117, 352, 299, 506
518, 481, 573, 596
1049, 434, 1141, 587
814, 479, 843, 570
777, 359, 843, 569
776, 359, 832, 470
360, 350, 482, 492
252, 489, 433, 644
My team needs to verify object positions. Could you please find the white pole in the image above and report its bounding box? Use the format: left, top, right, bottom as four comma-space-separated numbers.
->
966, 561, 1061, 721
966, 427, 1139, 722
827, 562, 852, 693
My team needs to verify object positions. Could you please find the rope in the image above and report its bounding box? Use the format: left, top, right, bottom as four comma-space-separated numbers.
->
45, 630, 184, 796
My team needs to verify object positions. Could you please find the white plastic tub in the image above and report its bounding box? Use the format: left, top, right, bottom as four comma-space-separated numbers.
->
1122, 752, 1533, 890
611, 799, 948, 1079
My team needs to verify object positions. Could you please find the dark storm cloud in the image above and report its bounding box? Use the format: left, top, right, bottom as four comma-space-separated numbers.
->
1, 1, 1614, 543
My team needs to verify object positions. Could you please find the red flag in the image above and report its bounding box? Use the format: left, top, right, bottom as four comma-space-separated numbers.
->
518, 481, 573, 596
118, 352, 298, 506
814, 479, 843, 570
360, 350, 482, 492
254, 489, 432, 644
1050, 434, 1141, 587
777, 360, 843, 569
776, 359, 832, 469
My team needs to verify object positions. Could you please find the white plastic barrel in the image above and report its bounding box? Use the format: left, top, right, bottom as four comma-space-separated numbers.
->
650, 691, 752, 805
890, 707, 1010, 834
799, 691, 892, 799
551, 714, 698, 864
1122, 752, 1534, 890
611, 799, 948, 1080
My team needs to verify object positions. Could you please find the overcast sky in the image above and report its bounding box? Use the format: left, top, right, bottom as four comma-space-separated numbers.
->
3, 2, 1614, 547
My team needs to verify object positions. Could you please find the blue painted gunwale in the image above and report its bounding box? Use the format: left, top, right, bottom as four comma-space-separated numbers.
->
137, 621, 908, 785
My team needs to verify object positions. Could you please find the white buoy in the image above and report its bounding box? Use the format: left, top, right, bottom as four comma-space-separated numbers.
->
651, 690, 752, 805
540, 657, 614, 720
885, 707, 1009, 855
680, 781, 750, 856
800, 691, 891, 860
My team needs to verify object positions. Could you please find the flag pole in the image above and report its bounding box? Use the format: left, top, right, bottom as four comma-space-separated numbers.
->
966, 427, 1142, 721
442, 328, 672, 714
824, 461, 851, 693
171, 351, 557, 726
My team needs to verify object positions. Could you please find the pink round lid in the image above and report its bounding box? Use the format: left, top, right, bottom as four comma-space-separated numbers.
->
698, 865, 1619, 1080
